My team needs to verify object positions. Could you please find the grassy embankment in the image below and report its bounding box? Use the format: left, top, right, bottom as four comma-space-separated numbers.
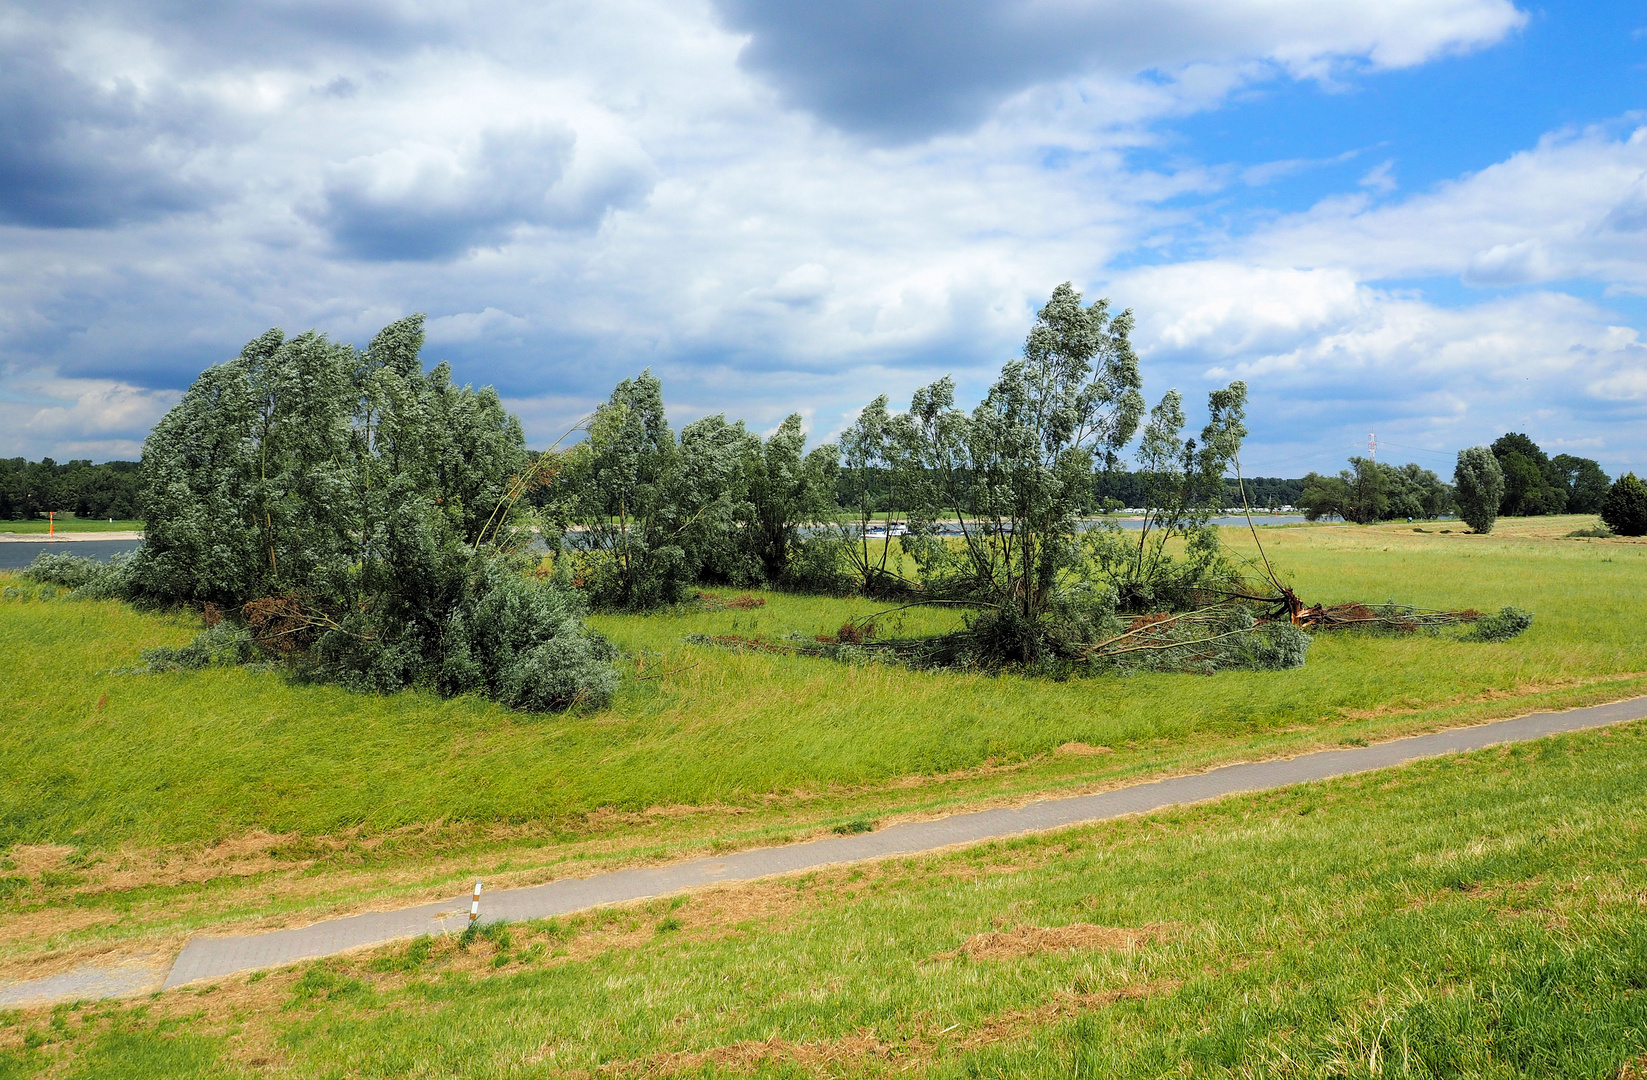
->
7, 717, 1647, 1077
0, 518, 142, 535
0, 515, 1643, 984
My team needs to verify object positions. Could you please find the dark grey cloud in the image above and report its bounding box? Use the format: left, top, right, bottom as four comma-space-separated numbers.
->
713, 0, 1106, 141
315, 125, 653, 261
0, 38, 222, 227
710, 0, 1524, 142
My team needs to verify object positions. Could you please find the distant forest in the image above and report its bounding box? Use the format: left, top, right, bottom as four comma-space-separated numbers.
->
0, 431, 1606, 524
0, 458, 142, 520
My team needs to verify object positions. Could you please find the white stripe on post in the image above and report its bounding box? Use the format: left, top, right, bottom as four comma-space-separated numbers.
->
470, 880, 482, 923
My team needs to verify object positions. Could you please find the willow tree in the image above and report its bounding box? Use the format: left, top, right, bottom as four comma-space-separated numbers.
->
899, 283, 1146, 660
128, 316, 616, 712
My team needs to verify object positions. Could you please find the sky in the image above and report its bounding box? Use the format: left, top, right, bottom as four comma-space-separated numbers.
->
1, 0, 1645, 478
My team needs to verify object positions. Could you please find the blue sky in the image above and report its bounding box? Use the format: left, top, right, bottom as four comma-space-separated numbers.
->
1, 0, 1644, 478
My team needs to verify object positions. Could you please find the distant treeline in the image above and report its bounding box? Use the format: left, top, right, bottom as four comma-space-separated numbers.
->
1294, 433, 1611, 525
0, 458, 142, 520
832, 468, 1305, 514
0, 433, 1605, 527
1095, 471, 1304, 511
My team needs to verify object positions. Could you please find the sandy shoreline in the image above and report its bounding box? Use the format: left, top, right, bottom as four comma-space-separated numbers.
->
0, 531, 144, 542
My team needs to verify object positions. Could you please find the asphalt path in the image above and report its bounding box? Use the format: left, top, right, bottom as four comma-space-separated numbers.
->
5, 694, 1644, 1006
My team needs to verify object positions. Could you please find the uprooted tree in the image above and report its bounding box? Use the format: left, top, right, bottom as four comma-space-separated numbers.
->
116, 316, 617, 711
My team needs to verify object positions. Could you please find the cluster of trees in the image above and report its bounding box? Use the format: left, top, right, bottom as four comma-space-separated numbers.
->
533, 373, 839, 608
117, 317, 618, 711
0, 458, 142, 520
537, 286, 1289, 668
73, 283, 1635, 706
1296, 458, 1453, 524
1490, 433, 1609, 516
1295, 432, 1617, 528
75, 285, 1297, 703
1453, 443, 1641, 535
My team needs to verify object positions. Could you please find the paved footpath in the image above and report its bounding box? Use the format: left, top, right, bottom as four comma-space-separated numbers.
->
8, 695, 1647, 1006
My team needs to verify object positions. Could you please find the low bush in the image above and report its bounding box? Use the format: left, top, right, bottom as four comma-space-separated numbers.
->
1464, 606, 1535, 643
20, 552, 106, 589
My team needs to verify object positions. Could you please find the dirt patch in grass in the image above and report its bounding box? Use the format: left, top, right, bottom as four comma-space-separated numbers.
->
937, 922, 1176, 962
597, 979, 1181, 1077
4, 844, 79, 876
1054, 742, 1114, 757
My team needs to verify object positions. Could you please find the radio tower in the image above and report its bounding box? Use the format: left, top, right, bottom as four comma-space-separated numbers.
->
1368, 432, 1377, 462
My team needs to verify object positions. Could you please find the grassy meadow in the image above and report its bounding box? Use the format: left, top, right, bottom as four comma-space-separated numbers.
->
7, 713, 1647, 1077
0, 515, 1644, 998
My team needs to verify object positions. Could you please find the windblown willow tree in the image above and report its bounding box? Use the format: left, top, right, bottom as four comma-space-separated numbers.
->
816, 283, 1306, 672
896, 283, 1148, 661
128, 316, 616, 711
552, 371, 838, 608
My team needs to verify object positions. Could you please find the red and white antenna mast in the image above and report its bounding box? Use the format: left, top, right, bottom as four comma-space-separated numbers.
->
1368, 432, 1377, 462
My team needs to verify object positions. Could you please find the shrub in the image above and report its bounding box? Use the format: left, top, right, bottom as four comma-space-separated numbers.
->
20, 551, 133, 600
1464, 607, 1534, 643
21, 553, 106, 589
1454, 447, 1505, 534
138, 624, 261, 672
1600, 473, 1647, 537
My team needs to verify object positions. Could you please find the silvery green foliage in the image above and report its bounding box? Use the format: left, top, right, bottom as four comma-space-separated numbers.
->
558, 376, 838, 605
21, 551, 133, 599
1463, 606, 1534, 643
896, 285, 1148, 654
1243, 620, 1314, 670
1454, 446, 1505, 534
438, 560, 618, 711
1081, 381, 1248, 613
130, 316, 527, 606
21, 552, 106, 589
559, 371, 691, 609
137, 624, 261, 672
124, 316, 616, 713
740, 414, 838, 588
676, 413, 761, 587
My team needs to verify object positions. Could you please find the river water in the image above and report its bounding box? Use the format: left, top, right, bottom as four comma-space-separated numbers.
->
0, 539, 143, 570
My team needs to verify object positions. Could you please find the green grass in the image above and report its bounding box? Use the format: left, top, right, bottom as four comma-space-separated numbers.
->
0, 518, 141, 534
2, 517, 1645, 966
11, 719, 1647, 1077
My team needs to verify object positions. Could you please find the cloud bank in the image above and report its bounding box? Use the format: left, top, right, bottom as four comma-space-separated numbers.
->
2, 0, 1643, 477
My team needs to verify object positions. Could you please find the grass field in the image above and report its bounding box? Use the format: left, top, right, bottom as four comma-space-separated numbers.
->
6, 717, 1647, 1077
0, 518, 142, 535
1, 515, 1644, 999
